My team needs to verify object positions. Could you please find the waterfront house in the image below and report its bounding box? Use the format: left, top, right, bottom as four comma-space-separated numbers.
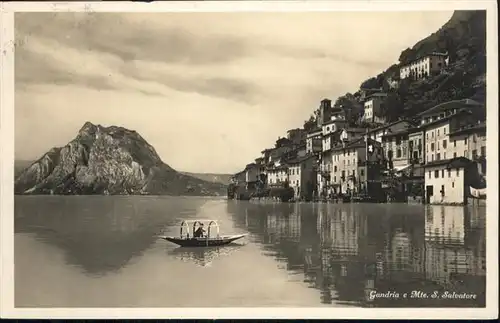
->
330, 137, 383, 195
399, 52, 449, 80
366, 119, 414, 144
423, 157, 475, 205
362, 93, 387, 124
266, 164, 289, 187
287, 155, 316, 200
318, 149, 333, 197
306, 127, 322, 155
408, 128, 425, 165
381, 128, 411, 172
244, 163, 260, 190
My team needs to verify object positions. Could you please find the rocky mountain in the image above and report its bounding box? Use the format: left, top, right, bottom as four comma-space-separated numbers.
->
14, 122, 227, 196
303, 10, 486, 128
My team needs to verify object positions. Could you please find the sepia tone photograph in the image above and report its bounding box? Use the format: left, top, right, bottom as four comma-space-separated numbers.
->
0, 0, 498, 320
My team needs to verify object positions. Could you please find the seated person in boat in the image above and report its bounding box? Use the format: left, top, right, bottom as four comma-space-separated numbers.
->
193, 223, 206, 238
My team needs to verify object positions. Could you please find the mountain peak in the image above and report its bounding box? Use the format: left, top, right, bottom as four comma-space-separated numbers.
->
15, 124, 226, 196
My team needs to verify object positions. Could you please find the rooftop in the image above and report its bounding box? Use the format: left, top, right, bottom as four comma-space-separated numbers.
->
331, 137, 380, 152
367, 119, 415, 134
364, 92, 388, 101
417, 109, 473, 130
448, 123, 486, 137
400, 51, 448, 66
381, 128, 411, 138
417, 99, 483, 117
286, 155, 315, 165
423, 156, 474, 169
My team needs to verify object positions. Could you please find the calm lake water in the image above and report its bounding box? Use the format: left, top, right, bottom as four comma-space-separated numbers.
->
14, 196, 486, 307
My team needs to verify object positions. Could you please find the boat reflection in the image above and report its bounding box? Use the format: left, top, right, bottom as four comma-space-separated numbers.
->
168, 243, 245, 267
228, 202, 486, 307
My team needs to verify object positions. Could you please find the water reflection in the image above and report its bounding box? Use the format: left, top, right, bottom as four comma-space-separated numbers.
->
14, 196, 206, 276
227, 202, 486, 307
168, 244, 245, 267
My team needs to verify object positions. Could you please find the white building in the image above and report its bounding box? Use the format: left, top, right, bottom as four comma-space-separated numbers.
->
424, 157, 474, 205
362, 93, 387, 124
266, 165, 289, 187
399, 52, 449, 80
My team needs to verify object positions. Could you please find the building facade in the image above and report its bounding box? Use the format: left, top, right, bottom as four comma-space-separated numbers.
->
399, 52, 449, 80
408, 129, 424, 165
366, 120, 414, 144
424, 157, 473, 205
287, 156, 316, 200
306, 128, 322, 155
363, 93, 387, 124
382, 129, 411, 171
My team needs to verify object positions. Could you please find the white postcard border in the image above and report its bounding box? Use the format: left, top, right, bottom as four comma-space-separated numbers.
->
1, 0, 498, 319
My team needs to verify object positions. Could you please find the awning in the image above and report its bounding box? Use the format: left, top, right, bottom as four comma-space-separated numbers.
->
395, 165, 412, 172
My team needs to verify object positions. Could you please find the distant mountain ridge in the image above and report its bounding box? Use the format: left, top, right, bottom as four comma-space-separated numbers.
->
14, 122, 227, 196
179, 172, 232, 185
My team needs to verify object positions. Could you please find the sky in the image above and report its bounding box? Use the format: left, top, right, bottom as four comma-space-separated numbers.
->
14, 11, 453, 174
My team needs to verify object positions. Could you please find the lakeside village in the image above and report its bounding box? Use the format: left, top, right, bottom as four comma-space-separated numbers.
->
228, 52, 487, 205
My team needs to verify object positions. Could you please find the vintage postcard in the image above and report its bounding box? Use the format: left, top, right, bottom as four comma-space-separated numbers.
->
0, 0, 498, 320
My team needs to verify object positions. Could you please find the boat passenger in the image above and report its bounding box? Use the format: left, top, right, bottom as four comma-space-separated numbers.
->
193, 223, 206, 238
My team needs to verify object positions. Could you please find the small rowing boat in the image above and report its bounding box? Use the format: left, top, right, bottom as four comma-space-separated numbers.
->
159, 219, 248, 247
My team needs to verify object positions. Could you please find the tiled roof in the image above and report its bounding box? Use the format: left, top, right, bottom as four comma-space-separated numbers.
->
417, 109, 473, 130
286, 155, 315, 165
417, 99, 483, 117
423, 157, 473, 169
448, 123, 486, 136
367, 119, 415, 134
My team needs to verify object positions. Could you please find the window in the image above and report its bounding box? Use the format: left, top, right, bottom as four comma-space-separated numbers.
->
361, 169, 364, 176
334, 166, 337, 172
432, 154, 434, 161
431, 143, 435, 151
437, 129, 440, 136
472, 149, 478, 159
453, 152, 457, 158
426, 133, 429, 139
441, 169, 444, 178
434, 170, 439, 178
452, 182, 454, 188
432, 131, 434, 138
465, 138, 468, 145
334, 176, 336, 182
448, 169, 451, 178
443, 140, 447, 149
444, 128, 447, 135
347, 160, 350, 166
456, 168, 460, 176
396, 137, 401, 145
396, 149, 401, 158
428, 171, 431, 179
326, 126, 330, 131
444, 152, 446, 159
481, 146, 486, 156
437, 153, 440, 160
437, 141, 440, 150
454, 140, 456, 147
